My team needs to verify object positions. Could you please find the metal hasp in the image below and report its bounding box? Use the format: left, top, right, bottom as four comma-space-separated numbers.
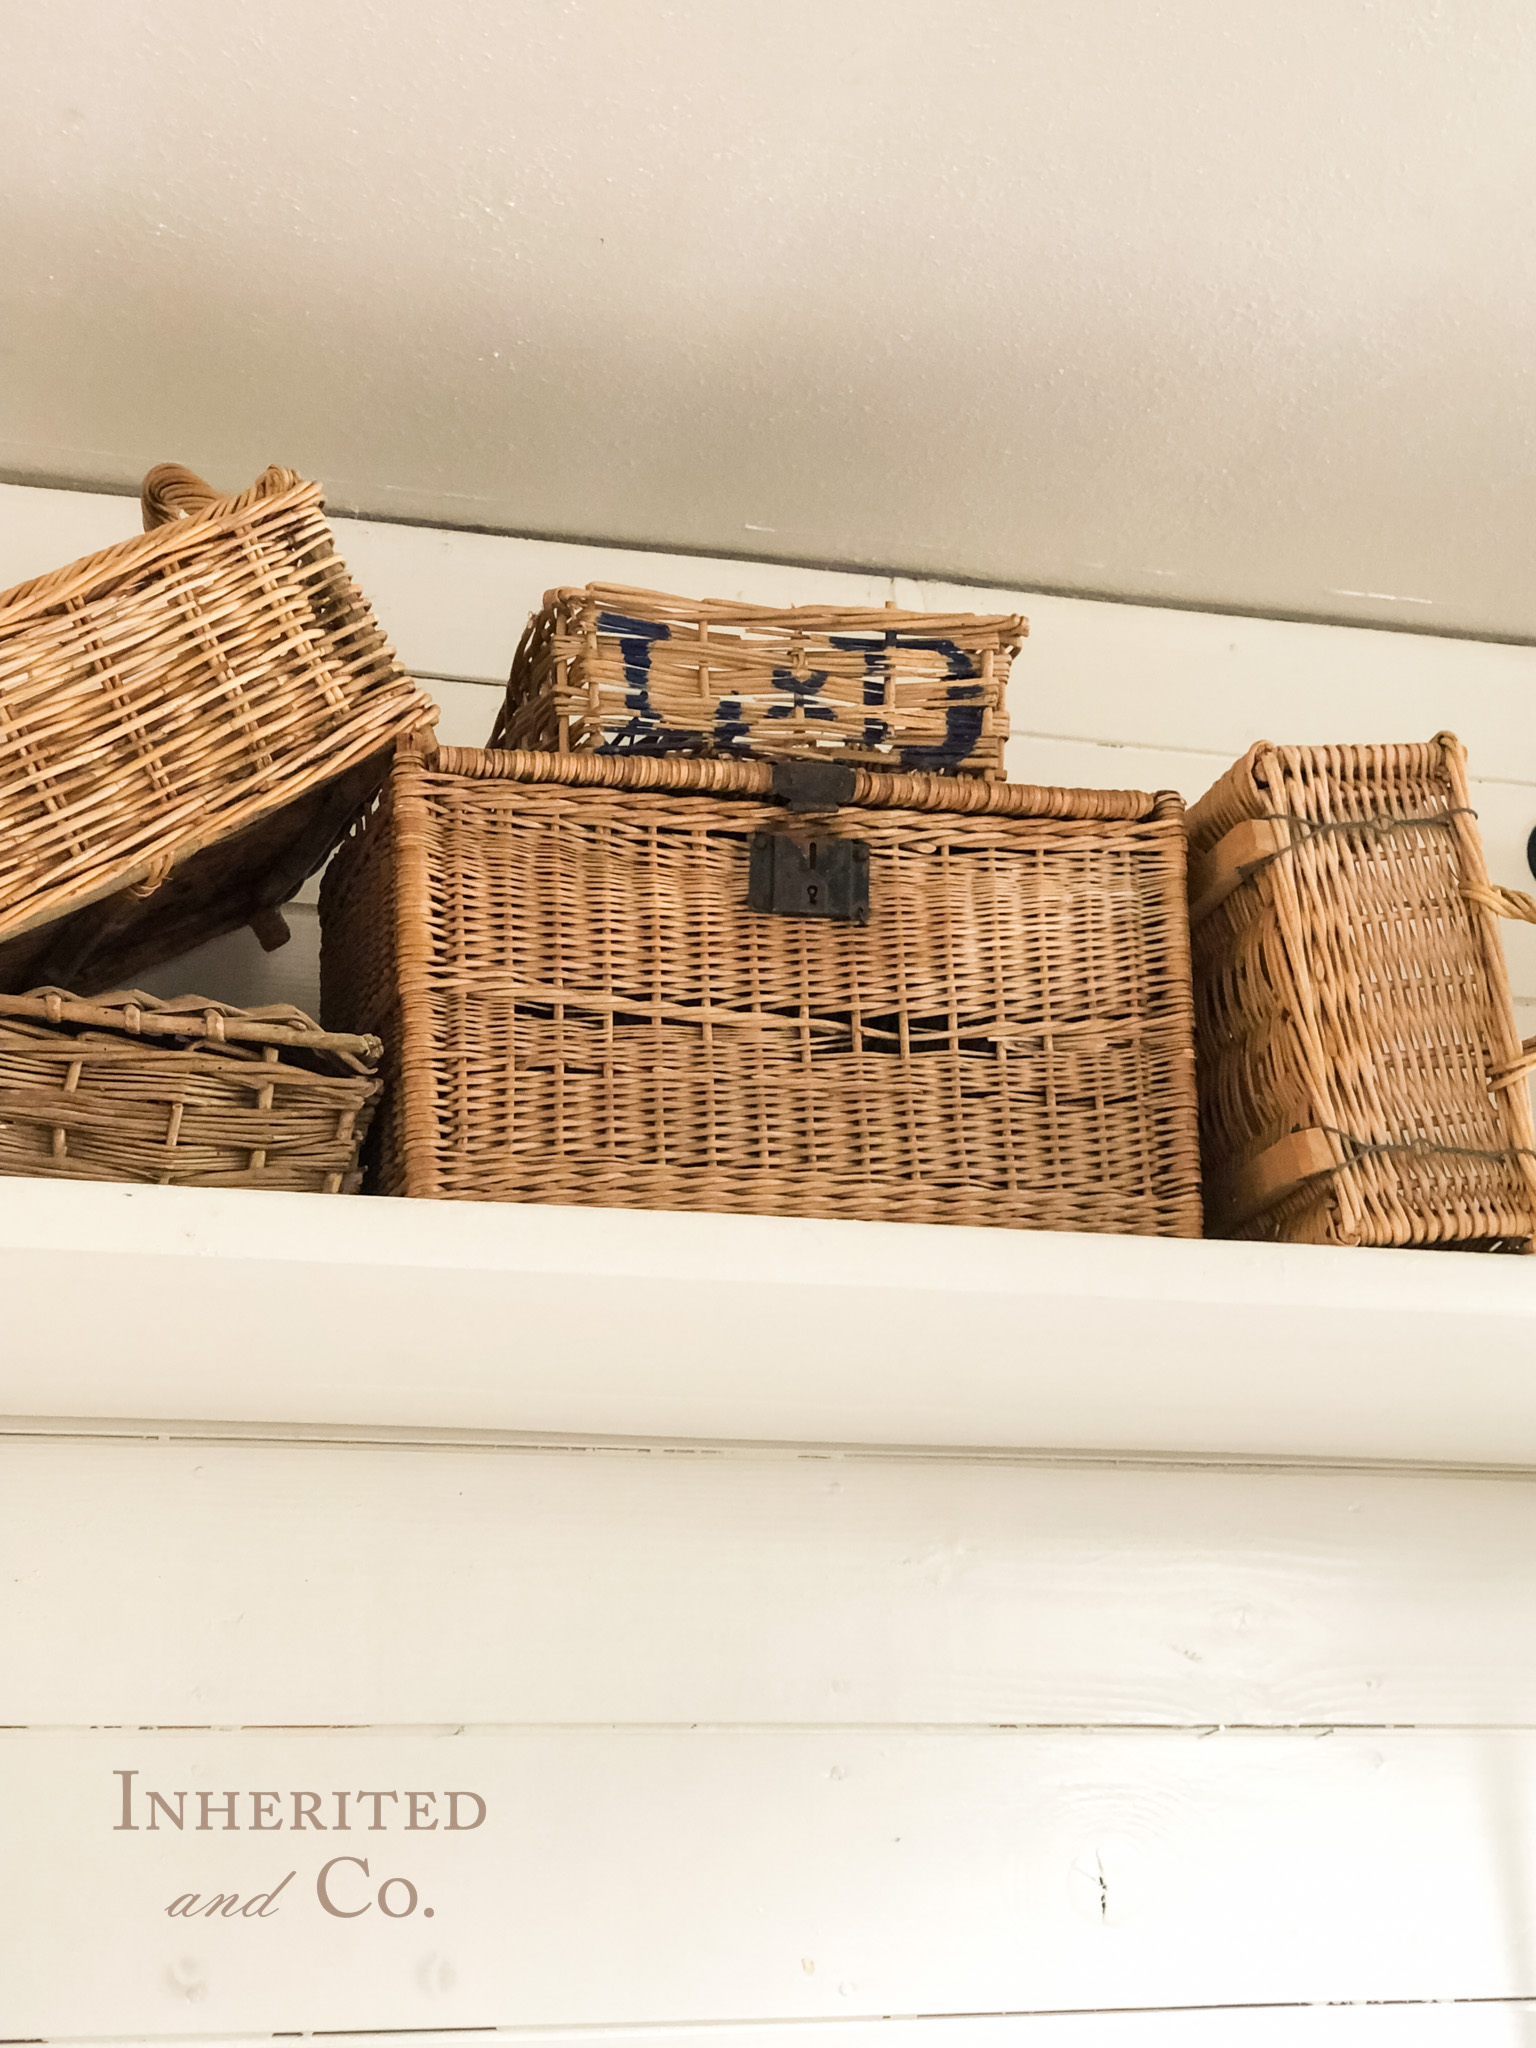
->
748, 831, 870, 922
748, 757, 870, 922
770, 757, 859, 812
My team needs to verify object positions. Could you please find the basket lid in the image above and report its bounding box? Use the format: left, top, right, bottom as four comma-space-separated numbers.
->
423, 741, 1175, 824
540, 581, 1028, 642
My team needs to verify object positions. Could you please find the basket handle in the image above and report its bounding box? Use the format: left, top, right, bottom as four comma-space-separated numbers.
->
1462, 880, 1536, 925
140, 463, 304, 532
1463, 881, 1536, 1096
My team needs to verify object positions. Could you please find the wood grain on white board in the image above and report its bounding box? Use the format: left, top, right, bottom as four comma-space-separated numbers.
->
9, 1435, 1536, 1733
6, 1726, 1536, 2036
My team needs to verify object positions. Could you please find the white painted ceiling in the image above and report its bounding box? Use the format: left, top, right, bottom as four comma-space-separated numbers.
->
3, 2, 1535, 638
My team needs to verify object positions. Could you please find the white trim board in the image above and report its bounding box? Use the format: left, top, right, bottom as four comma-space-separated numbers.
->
12, 1433, 1536, 1729
69, 2017, 1536, 2048
12, 1725, 1536, 2034
2, 1177, 1534, 1465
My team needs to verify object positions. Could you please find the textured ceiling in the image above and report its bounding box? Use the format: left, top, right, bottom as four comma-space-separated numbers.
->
3, 1, 1535, 637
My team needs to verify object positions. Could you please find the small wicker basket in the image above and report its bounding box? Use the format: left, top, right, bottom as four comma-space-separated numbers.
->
0, 988, 382, 1193
1187, 732, 1536, 1250
0, 464, 436, 996
320, 738, 1202, 1236
490, 584, 1024, 778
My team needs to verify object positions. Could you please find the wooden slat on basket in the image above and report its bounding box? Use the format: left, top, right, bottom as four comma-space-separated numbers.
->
0, 988, 380, 1064
319, 738, 1202, 1236
1187, 732, 1536, 1251
0, 464, 437, 994
490, 584, 1024, 778
0, 987, 382, 1194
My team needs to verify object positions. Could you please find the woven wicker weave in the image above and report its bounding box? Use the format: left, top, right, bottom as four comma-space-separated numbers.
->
319, 740, 1202, 1236
490, 584, 1024, 777
0, 464, 436, 995
1187, 733, 1536, 1250
0, 988, 382, 1193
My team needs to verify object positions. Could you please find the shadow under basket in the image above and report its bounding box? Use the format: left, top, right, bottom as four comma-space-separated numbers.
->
0, 989, 382, 1193
320, 740, 1203, 1236
1187, 732, 1536, 1251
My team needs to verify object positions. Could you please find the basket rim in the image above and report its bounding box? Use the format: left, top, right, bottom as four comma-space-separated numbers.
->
420, 740, 1178, 824
538, 580, 1028, 641
0, 986, 381, 1067
0, 469, 324, 634
1183, 733, 1466, 849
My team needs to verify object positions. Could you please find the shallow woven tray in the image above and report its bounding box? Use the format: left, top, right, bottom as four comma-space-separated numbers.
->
1187, 732, 1536, 1250
0, 988, 382, 1193
490, 583, 1024, 777
319, 740, 1202, 1236
0, 464, 437, 995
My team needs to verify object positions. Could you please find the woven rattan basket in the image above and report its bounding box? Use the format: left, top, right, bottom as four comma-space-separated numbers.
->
489, 584, 1024, 778
0, 988, 382, 1192
1187, 733, 1536, 1250
320, 739, 1202, 1235
0, 464, 436, 997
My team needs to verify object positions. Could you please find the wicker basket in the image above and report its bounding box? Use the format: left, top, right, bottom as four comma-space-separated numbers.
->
489, 584, 1024, 778
319, 739, 1202, 1236
0, 988, 382, 1193
0, 464, 437, 997
1187, 733, 1536, 1250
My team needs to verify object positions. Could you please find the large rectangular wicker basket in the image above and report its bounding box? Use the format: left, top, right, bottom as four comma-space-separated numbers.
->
1187, 732, 1536, 1250
0, 464, 436, 997
319, 739, 1202, 1236
489, 584, 1024, 778
0, 988, 382, 1193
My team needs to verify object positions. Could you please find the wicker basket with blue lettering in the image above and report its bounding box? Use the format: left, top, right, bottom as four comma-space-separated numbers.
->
489, 584, 1024, 779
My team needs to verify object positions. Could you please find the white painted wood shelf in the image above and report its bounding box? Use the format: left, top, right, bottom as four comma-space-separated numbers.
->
3, 1175, 1533, 1464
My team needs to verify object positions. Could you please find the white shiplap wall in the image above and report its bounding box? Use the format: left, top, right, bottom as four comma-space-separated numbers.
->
4, 483, 1536, 2043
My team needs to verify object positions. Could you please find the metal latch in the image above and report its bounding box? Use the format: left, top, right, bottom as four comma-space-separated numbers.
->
747, 756, 869, 921
748, 831, 870, 922
769, 758, 859, 812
